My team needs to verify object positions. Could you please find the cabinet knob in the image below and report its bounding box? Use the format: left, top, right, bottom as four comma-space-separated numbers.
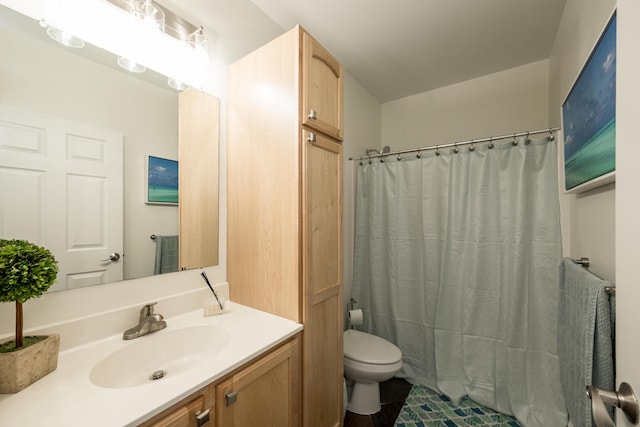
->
307, 133, 317, 143
225, 391, 238, 407
195, 409, 210, 426
308, 109, 317, 120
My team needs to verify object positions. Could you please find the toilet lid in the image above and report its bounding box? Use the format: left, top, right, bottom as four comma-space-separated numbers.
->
343, 329, 402, 365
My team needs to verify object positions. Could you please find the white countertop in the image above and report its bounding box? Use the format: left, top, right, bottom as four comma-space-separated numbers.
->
0, 302, 303, 426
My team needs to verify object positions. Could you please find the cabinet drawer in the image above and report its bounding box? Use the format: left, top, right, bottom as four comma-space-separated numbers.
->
139, 384, 214, 427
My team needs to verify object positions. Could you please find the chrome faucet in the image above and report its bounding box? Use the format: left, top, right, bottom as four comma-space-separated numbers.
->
123, 302, 167, 340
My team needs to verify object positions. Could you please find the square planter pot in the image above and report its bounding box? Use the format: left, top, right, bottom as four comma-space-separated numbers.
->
0, 334, 60, 394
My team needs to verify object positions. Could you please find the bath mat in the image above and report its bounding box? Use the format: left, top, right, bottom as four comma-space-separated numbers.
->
394, 385, 522, 427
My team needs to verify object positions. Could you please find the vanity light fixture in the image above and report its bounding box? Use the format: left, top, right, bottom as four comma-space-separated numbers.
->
5, 0, 210, 88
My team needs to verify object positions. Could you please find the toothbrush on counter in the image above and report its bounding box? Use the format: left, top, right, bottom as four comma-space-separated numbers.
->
201, 271, 224, 310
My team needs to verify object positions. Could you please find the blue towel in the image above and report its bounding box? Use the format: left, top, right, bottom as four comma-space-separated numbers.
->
558, 258, 614, 427
153, 235, 179, 274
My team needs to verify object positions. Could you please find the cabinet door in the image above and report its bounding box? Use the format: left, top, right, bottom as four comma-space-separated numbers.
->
302, 130, 343, 427
301, 31, 344, 141
216, 338, 300, 427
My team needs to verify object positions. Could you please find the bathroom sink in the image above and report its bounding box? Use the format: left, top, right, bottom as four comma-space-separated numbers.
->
89, 325, 230, 388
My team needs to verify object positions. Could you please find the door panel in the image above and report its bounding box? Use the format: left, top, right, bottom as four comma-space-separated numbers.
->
303, 130, 343, 427
302, 31, 344, 141
615, 1, 640, 425
0, 106, 123, 291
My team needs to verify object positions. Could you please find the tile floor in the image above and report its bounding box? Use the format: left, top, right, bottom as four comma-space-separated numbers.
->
343, 378, 413, 427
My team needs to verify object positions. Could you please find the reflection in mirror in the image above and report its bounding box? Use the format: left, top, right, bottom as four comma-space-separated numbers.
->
0, 5, 219, 292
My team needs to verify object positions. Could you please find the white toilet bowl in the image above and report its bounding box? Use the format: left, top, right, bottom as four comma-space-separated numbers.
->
343, 329, 403, 415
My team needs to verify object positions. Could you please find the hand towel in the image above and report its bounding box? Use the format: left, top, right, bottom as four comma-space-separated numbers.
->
558, 258, 614, 427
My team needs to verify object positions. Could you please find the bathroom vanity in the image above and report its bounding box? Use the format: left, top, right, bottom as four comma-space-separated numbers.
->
141, 336, 300, 426
0, 301, 302, 426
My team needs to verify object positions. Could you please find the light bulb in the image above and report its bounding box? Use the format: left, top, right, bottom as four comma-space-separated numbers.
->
46, 26, 85, 48
117, 56, 146, 73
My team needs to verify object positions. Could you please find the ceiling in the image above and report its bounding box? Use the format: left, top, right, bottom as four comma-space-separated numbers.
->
148, 0, 568, 103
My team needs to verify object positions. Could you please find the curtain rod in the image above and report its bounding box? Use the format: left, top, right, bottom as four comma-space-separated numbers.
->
348, 127, 561, 161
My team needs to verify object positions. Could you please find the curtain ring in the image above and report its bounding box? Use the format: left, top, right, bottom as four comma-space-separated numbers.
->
397, 154, 402, 161
548, 130, 555, 141
435, 146, 440, 156
511, 133, 518, 146
488, 138, 494, 149
453, 143, 459, 154
469, 140, 475, 152
416, 150, 421, 158
380, 157, 385, 163
525, 131, 531, 145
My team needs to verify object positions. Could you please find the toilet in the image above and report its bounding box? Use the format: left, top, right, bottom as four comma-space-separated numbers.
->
343, 329, 403, 415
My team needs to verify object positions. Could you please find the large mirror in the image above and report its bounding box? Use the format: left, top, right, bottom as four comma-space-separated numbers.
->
0, 5, 219, 292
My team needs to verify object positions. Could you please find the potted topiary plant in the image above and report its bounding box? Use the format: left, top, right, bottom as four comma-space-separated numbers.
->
0, 239, 60, 393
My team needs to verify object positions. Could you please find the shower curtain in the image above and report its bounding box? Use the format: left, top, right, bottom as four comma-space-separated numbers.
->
352, 135, 567, 426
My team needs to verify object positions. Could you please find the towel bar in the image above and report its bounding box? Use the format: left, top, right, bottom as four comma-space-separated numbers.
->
572, 257, 616, 296
573, 257, 590, 268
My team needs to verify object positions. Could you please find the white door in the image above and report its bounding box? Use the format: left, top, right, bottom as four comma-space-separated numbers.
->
0, 106, 123, 291
614, 1, 640, 426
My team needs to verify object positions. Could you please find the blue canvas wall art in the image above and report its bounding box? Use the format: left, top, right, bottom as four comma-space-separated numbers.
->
562, 12, 616, 192
147, 155, 178, 204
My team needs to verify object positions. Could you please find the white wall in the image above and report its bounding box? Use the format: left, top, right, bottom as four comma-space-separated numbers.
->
382, 59, 550, 151
342, 73, 382, 318
548, 0, 616, 281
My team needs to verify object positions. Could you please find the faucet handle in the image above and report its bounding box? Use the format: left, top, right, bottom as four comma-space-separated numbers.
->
140, 302, 157, 319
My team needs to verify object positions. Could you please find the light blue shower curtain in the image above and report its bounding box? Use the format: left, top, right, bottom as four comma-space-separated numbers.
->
352, 135, 567, 426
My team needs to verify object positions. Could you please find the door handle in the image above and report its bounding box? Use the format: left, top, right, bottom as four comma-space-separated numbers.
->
195, 409, 210, 426
101, 252, 121, 262
225, 391, 238, 406
308, 109, 317, 120
307, 133, 317, 143
587, 382, 639, 426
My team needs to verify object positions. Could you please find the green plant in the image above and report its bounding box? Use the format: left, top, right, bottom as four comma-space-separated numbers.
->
0, 239, 58, 350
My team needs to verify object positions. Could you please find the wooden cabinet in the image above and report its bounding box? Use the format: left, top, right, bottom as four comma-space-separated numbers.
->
216, 338, 300, 426
227, 26, 344, 427
139, 336, 300, 427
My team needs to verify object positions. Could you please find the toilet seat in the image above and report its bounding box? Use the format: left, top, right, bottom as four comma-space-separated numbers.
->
344, 329, 402, 365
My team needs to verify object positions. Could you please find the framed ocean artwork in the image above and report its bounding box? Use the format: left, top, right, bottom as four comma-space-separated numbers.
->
561, 11, 616, 193
146, 155, 179, 205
